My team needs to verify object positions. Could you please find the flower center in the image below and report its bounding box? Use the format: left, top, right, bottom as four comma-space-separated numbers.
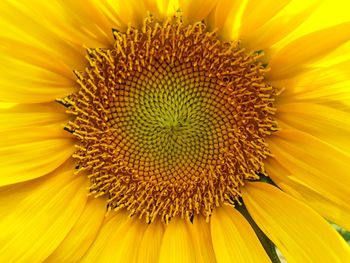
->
60, 14, 279, 224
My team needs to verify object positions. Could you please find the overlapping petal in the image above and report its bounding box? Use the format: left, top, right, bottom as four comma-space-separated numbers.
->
45, 197, 106, 262
159, 218, 196, 263
211, 205, 271, 263
0, 163, 88, 262
266, 157, 350, 231
243, 182, 350, 263
81, 211, 147, 262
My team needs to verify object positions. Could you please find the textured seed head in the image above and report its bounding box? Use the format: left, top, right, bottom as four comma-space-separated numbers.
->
61, 14, 279, 224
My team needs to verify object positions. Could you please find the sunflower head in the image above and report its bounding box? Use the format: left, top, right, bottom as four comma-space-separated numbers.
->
2, 1, 350, 262
61, 13, 279, 223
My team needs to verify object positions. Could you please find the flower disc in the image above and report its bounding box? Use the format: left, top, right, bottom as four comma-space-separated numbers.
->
62, 14, 279, 223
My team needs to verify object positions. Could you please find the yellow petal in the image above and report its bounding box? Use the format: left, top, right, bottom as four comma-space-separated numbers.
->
268, 21, 350, 79
0, 0, 124, 103
242, 182, 350, 263
0, 39, 75, 81
1, 0, 115, 56
55, 0, 119, 45
239, 0, 291, 37
188, 216, 216, 263
0, 162, 88, 262
272, 59, 350, 108
267, 129, 350, 205
82, 211, 146, 262
0, 136, 74, 186
205, 0, 246, 40
45, 197, 106, 262
179, 0, 219, 24
277, 103, 350, 152
0, 103, 67, 130
143, 0, 179, 20
281, 0, 350, 44
242, 1, 320, 53
0, 53, 76, 103
137, 220, 165, 263
0, 101, 73, 186
211, 205, 270, 263
0, 0, 80, 103
159, 218, 196, 263
0, 0, 85, 63
266, 157, 350, 231
315, 40, 350, 66
0, 102, 16, 109
96, 0, 148, 29
0, 122, 72, 146
79, 213, 128, 262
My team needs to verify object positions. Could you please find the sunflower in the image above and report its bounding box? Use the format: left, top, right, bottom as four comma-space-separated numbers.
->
1, 0, 350, 262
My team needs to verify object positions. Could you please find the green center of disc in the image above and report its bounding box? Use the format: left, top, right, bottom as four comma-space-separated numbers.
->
110, 65, 228, 179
